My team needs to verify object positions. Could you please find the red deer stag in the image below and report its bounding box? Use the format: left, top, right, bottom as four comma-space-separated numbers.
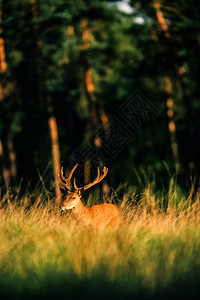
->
58, 164, 119, 228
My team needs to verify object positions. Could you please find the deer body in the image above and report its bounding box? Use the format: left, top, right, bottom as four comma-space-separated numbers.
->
58, 164, 119, 228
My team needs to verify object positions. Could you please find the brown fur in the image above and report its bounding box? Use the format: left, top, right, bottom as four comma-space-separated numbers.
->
61, 194, 120, 228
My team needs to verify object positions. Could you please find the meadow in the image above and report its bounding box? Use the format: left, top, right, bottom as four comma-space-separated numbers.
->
1, 180, 200, 300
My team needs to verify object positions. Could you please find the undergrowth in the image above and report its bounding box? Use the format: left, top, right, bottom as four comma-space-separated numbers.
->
0, 180, 200, 300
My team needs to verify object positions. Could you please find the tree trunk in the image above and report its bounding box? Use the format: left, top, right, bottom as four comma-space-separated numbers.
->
0, 127, 18, 190
30, 0, 62, 201
0, 4, 17, 190
81, 20, 109, 184
0, 3, 8, 188
47, 97, 62, 202
0, 139, 9, 188
154, 0, 200, 178
62, 26, 75, 154
164, 77, 181, 173
7, 129, 17, 187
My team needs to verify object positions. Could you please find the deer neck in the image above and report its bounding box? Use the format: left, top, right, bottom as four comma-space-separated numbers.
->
73, 198, 88, 215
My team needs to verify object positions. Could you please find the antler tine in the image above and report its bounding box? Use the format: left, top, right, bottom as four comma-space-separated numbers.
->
81, 167, 100, 190
58, 164, 108, 193
74, 178, 79, 190
60, 167, 67, 183
95, 166, 108, 184
58, 171, 73, 192
57, 181, 66, 191
80, 166, 108, 191
103, 166, 108, 174
92, 167, 100, 183
58, 172, 67, 188
60, 164, 78, 185
58, 164, 79, 192
66, 163, 78, 184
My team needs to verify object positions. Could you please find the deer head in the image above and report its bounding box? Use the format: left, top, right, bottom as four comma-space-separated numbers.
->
58, 164, 108, 211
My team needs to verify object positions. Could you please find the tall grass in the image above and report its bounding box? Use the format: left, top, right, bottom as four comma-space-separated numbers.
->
0, 180, 200, 299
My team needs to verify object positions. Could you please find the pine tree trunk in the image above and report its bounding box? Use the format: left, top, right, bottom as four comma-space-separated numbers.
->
0, 139, 9, 188
0, 3, 8, 188
0, 4, 17, 190
7, 129, 17, 187
154, 0, 200, 177
0, 128, 18, 190
30, 0, 62, 201
47, 98, 62, 202
63, 26, 75, 154
81, 20, 109, 184
164, 77, 181, 173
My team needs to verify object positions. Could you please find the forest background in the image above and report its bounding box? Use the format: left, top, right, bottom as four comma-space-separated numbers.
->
0, 0, 200, 200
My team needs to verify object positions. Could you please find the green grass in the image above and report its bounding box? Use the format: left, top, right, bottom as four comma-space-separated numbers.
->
1, 183, 200, 300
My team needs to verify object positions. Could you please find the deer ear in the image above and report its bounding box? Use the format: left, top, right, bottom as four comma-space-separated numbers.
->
78, 188, 84, 196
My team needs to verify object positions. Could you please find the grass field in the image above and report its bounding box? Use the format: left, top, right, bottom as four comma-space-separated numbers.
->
1, 181, 200, 300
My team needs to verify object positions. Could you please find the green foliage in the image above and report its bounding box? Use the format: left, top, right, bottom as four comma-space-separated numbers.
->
1, 0, 200, 190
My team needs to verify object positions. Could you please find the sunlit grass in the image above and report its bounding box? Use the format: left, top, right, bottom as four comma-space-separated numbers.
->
0, 181, 200, 299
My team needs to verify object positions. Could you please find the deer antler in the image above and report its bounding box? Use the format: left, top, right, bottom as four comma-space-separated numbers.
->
58, 163, 78, 192
73, 166, 108, 192
58, 164, 108, 193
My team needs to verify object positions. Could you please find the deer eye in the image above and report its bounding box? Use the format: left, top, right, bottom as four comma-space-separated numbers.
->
72, 196, 76, 199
